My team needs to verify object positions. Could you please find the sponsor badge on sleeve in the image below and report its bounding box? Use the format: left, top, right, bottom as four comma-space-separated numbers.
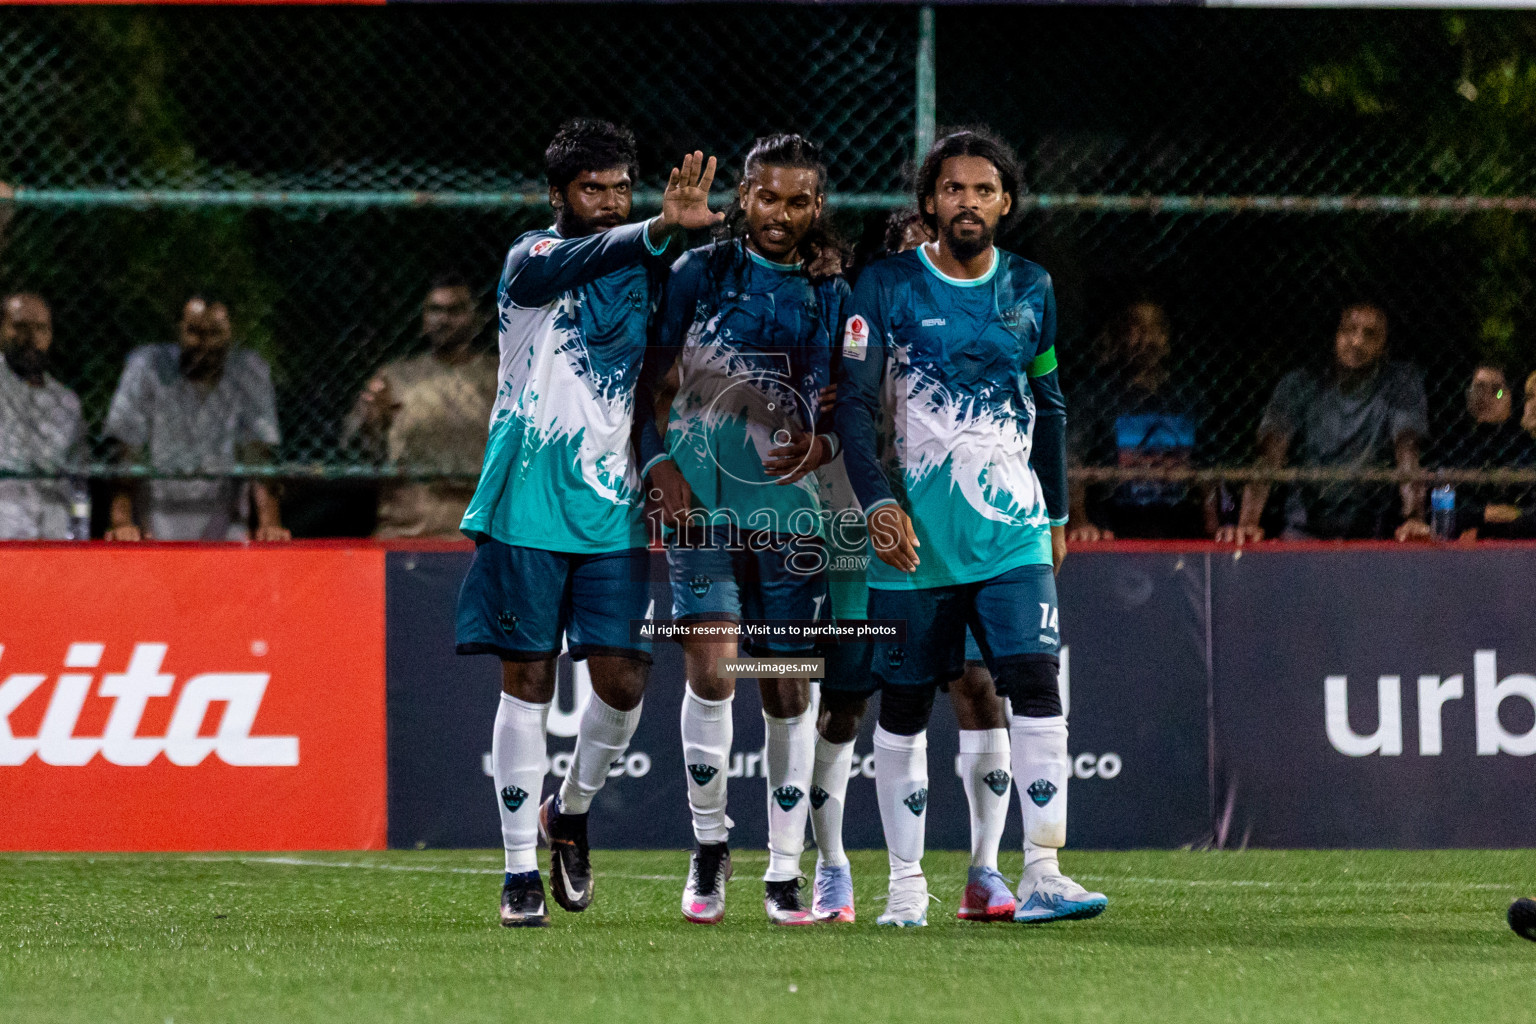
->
843, 314, 869, 361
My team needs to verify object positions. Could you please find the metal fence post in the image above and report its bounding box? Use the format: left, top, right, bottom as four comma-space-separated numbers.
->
915, 5, 936, 166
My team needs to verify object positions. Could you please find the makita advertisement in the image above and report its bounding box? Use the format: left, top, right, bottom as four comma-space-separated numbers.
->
384, 549, 1212, 852
0, 547, 387, 851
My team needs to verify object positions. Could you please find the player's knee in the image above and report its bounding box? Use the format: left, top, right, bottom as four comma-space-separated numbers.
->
500, 657, 556, 702
877, 685, 936, 736
587, 655, 649, 712
818, 691, 867, 744
760, 677, 810, 719
994, 658, 1061, 718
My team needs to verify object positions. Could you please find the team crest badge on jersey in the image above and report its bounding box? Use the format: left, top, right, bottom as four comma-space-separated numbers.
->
984, 769, 1011, 797
773, 786, 805, 811
689, 574, 712, 598
843, 314, 869, 361
501, 785, 529, 812
809, 785, 830, 810
886, 646, 905, 669
903, 788, 928, 816
688, 763, 719, 787
529, 237, 559, 258
1027, 779, 1058, 807
497, 611, 519, 635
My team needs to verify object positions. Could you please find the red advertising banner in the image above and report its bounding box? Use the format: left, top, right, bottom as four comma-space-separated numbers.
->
0, 545, 387, 851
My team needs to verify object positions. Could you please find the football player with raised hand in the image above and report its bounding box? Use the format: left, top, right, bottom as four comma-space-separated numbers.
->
638, 134, 848, 926
833, 128, 1107, 927
455, 119, 721, 927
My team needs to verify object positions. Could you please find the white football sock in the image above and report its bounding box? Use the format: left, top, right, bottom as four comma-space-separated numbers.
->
762, 709, 815, 881
809, 734, 856, 869
1011, 714, 1069, 873
681, 685, 733, 845
959, 728, 1011, 870
492, 692, 549, 874
557, 692, 642, 815
874, 725, 927, 878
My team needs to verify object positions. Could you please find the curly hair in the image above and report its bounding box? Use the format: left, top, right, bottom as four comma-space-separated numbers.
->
544, 118, 639, 193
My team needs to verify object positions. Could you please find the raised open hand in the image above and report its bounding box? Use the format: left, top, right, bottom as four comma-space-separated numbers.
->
659, 151, 723, 232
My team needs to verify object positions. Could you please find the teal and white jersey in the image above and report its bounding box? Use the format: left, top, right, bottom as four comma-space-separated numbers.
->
639, 240, 847, 538
461, 219, 670, 552
833, 244, 1069, 590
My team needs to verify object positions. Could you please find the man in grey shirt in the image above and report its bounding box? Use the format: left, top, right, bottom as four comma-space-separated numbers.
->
0, 293, 87, 539
104, 296, 290, 542
1220, 300, 1429, 542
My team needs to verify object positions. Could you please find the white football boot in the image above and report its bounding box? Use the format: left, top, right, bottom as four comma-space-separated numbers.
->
876, 873, 930, 928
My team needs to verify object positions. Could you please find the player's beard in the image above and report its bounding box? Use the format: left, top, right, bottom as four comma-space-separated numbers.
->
944, 215, 994, 263
557, 207, 624, 238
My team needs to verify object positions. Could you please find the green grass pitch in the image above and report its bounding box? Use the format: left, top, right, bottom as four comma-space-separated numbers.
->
2, 849, 1533, 1023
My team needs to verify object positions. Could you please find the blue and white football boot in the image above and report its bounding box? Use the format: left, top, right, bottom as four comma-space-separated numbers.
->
1014, 863, 1107, 923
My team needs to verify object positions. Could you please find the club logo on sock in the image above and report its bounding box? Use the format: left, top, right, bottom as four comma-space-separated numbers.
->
809, 785, 830, 810
1027, 779, 1058, 807
773, 785, 804, 811
687, 763, 719, 787
500, 785, 529, 812
886, 647, 905, 669
903, 788, 928, 816
984, 769, 1011, 797
689, 574, 712, 598
497, 611, 519, 635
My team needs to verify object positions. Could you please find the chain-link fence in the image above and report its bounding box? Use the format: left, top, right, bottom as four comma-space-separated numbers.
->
1, 6, 1535, 538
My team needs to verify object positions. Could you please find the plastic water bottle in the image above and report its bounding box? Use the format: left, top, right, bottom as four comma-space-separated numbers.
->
67, 479, 91, 541
1430, 484, 1456, 541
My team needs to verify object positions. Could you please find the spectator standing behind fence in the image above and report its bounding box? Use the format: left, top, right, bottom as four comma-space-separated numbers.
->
0, 294, 87, 539
1068, 297, 1216, 540
344, 274, 496, 539
1218, 300, 1428, 542
103, 296, 289, 542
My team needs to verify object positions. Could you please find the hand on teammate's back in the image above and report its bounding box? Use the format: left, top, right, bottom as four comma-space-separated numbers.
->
646, 459, 693, 531
818, 383, 837, 416
867, 502, 919, 573
762, 431, 829, 486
